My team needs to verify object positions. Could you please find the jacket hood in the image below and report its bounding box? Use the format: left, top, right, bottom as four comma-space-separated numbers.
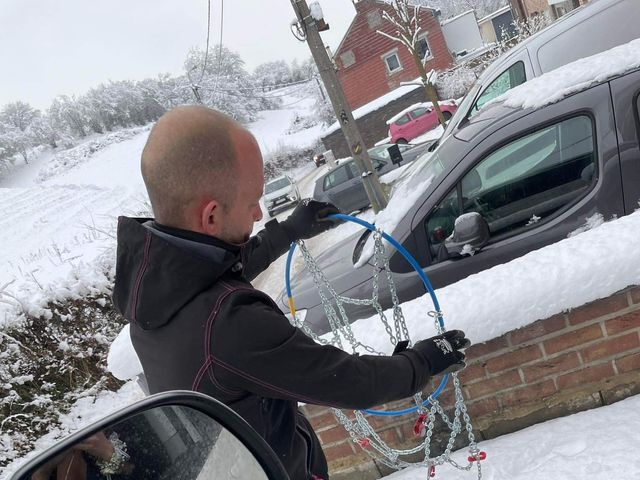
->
112, 217, 240, 330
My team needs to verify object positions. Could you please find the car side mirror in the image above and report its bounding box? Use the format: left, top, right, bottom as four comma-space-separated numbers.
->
8, 391, 289, 480
444, 212, 490, 257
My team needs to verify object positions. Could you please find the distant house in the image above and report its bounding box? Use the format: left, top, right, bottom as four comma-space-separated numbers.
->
478, 6, 517, 44
333, 0, 453, 110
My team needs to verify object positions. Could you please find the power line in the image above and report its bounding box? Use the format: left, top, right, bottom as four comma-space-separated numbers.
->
197, 0, 212, 86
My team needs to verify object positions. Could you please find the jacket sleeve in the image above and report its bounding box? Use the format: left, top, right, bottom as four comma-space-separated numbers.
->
241, 220, 293, 282
210, 291, 431, 410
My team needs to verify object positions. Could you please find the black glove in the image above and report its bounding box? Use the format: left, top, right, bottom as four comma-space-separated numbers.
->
280, 199, 340, 240
411, 330, 470, 376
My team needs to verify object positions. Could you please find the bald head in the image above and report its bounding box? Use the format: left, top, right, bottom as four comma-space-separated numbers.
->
141, 106, 255, 228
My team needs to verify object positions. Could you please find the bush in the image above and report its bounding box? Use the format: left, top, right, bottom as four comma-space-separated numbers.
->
263, 140, 321, 181
0, 295, 126, 467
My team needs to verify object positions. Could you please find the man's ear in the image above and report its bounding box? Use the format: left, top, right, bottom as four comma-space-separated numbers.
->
200, 199, 223, 236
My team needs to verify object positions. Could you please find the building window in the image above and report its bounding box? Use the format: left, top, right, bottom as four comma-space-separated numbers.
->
417, 35, 432, 61
340, 50, 356, 68
383, 50, 402, 74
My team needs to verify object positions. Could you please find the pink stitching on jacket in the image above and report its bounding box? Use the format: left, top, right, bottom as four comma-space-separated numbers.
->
130, 232, 152, 322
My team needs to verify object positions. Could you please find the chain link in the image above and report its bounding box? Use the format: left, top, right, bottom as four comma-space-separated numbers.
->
290, 235, 484, 478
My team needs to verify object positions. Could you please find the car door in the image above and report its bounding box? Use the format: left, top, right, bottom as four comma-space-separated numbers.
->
322, 162, 367, 213
400, 82, 624, 294
411, 106, 436, 135
392, 114, 412, 141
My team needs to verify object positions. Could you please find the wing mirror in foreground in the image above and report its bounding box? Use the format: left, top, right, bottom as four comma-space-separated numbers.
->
443, 212, 490, 258
9, 391, 289, 480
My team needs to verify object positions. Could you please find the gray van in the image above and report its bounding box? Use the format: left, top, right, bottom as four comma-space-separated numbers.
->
442, 0, 640, 138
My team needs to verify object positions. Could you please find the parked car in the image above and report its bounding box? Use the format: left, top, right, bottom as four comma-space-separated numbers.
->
439, 0, 640, 143
312, 142, 432, 214
281, 56, 640, 334
263, 175, 300, 216
388, 102, 457, 144
313, 152, 327, 167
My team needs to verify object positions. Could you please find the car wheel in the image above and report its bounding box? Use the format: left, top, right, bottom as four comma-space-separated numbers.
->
396, 138, 408, 144
443, 111, 452, 121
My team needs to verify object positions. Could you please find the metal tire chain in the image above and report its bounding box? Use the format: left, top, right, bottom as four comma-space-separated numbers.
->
292, 236, 483, 478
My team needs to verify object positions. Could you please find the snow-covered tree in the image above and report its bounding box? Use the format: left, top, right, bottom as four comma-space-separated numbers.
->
253, 60, 293, 91
0, 101, 39, 132
377, 0, 447, 125
184, 45, 276, 122
428, 0, 508, 20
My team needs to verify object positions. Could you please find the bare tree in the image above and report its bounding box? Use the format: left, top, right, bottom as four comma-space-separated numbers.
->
377, 0, 447, 125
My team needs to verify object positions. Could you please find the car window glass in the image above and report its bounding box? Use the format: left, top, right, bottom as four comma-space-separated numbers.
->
264, 177, 291, 193
394, 114, 411, 126
411, 107, 430, 118
323, 165, 350, 191
461, 115, 596, 238
471, 61, 526, 116
346, 161, 362, 178
425, 187, 460, 260
369, 146, 390, 160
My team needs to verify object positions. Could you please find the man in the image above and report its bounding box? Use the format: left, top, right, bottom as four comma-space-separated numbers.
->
113, 106, 470, 480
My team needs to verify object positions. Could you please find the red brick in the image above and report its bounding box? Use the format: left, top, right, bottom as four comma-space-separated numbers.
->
310, 412, 339, 431
467, 397, 500, 418
557, 362, 615, 390
616, 352, 640, 374
324, 441, 355, 461
466, 370, 521, 399
630, 287, 640, 305
486, 345, 543, 374
501, 380, 557, 407
318, 426, 350, 445
466, 336, 510, 361
544, 324, 603, 355
581, 333, 640, 363
567, 294, 629, 325
458, 363, 487, 384
510, 315, 567, 345
522, 352, 581, 382
302, 403, 331, 418
376, 427, 400, 445
605, 311, 640, 335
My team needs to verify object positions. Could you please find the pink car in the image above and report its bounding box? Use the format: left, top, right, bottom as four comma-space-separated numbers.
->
387, 102, 457, 144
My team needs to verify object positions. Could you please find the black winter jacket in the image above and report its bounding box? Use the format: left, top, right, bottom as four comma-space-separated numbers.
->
112, 216, 432, 480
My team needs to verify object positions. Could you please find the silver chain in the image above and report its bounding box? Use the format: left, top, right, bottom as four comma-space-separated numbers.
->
290, 233, 484, 478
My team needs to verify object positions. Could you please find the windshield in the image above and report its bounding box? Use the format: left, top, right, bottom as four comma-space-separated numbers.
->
441, 83, 481, 139
264, 177, 291, 193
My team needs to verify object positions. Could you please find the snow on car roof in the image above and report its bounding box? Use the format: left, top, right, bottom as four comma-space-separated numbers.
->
494, 38, 640, 111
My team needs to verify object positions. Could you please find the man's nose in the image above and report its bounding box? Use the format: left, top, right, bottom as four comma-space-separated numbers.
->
254, 204, 263, 222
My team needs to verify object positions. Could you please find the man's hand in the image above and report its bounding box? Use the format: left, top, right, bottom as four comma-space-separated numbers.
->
281, 199, 340, 240
411, 330, 470, 376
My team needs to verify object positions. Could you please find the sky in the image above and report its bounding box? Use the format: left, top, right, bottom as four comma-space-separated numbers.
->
0, 0, 355, 110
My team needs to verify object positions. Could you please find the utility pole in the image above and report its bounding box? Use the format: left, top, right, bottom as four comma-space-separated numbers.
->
290, 0, 388, 212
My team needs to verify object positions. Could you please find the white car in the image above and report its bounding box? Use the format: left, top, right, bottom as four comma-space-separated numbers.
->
263, 175, 300, 216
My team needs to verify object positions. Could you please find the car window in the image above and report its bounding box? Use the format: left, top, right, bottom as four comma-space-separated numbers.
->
346, 161, 362, 178
394, 114, 411, 126
264, 177, 291, 193
368, 146, 389, 161
470, 61, 526, 116
323, 165, 351, 191
424, 115, 596, 260
411, 107, 430, 118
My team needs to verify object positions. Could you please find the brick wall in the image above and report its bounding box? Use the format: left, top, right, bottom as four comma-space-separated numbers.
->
301, 285, 640, 479
321, 87, 425, 159
335, 0, 453, 110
